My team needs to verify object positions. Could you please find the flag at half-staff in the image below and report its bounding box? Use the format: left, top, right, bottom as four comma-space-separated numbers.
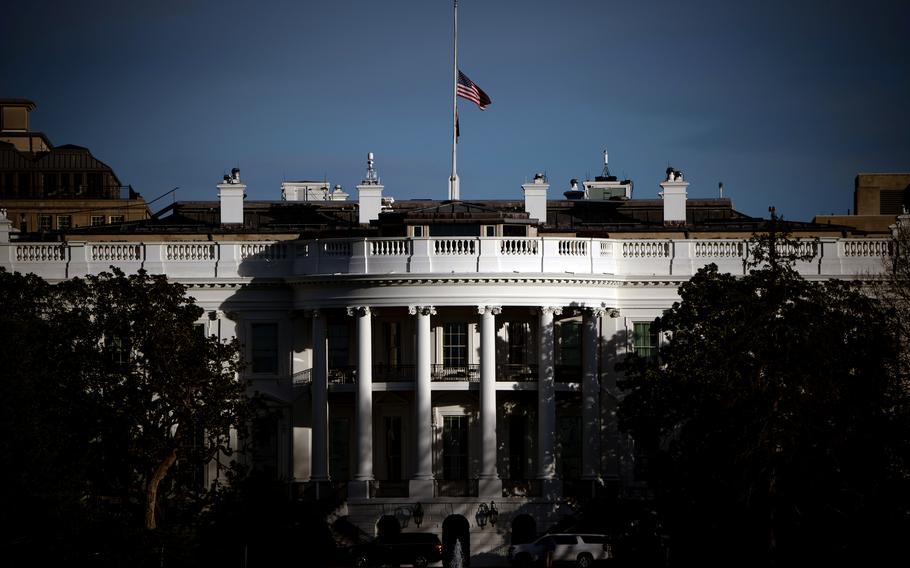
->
457, 70, 492, 110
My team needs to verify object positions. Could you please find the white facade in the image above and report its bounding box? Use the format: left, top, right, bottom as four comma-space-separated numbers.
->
0, 200, 891, 563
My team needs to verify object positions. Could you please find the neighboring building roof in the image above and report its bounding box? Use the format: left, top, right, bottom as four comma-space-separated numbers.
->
0, 98, 37, 110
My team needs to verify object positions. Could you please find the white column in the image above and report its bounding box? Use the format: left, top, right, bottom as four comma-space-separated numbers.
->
350, 306, 373, 482
410, 305, 436, 499
478, 305, 501, 482
582, 307, 605, 480
311, 310, 329, 481
537, 306, 561, 480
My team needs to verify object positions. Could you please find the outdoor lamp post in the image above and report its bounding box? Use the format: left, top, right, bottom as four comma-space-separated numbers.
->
475, 502, 489, 529
475, 501, 498, 529
413, 502, 424, 527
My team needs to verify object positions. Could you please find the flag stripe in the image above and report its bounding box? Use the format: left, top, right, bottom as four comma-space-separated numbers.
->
457, 70, 491, 110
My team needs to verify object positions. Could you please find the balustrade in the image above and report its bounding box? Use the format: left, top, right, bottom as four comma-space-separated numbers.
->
431, 364, 480, 381
843, 239, 891, 257
694, 240, 744, 258
500, 239, 539, 255
3, 236, 894, 279
15, 244, 66, 262
369, 239, 410, 256
434, 238, 476, 256
241, 242, 287, 261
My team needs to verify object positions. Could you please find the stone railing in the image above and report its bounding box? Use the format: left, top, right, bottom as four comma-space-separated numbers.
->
0, 236, 892, 280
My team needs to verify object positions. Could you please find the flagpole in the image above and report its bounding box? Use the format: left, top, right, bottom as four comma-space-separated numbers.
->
448, 0, 460, 201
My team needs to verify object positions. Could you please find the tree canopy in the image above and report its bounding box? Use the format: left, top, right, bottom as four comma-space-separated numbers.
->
617, 239, 910, 566
0, 267, 251, 561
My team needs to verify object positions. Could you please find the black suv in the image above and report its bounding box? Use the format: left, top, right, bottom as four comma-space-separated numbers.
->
351, 532, 444, 568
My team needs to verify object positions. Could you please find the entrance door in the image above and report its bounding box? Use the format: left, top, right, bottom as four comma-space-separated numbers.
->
384, 416, 402, 480
442, 416, 469, 480
509, 414, 527, 480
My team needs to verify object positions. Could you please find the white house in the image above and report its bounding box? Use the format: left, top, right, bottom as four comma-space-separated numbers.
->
0, 156, 891, 564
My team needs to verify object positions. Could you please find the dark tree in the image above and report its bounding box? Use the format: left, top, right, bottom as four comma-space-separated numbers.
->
617, 236, 910, 566
0, 267, 251, 557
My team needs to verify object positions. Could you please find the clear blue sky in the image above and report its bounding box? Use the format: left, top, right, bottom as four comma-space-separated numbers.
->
3, 0, 908, 221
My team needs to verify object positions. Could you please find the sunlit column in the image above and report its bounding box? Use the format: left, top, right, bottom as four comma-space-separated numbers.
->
538, 306, 561, 479
350, 306, 373, 481
311, 309, 329, 481
478, 305, 502, 480
582, 306, 606, 480
410, 305, 436, 481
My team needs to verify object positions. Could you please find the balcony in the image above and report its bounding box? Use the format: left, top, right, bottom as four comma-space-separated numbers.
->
373, 363, 415, 382
2, 236, 891, 281
432, 364, 480, 382
500, 363, 538, 381
329, 365, 356, 384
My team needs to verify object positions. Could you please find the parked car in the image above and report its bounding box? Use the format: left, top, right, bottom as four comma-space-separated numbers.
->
351, 532, 444, 568
508, 533, 613, 568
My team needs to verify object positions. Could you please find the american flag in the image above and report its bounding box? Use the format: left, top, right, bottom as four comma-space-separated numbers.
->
457, 70, 492, 110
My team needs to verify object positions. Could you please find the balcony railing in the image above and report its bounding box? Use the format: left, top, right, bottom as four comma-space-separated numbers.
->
328, 365, 356, 384
432, 364, 480, 382
2, 236, 891, 281
435, 479, 479, 497
500, 363, 538, 381
292, 368, 312, 386
373, 363, 416, 382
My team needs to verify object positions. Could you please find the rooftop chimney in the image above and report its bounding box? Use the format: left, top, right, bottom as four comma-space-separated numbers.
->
358, 152, 384, 224
659, 167, 688, 226
217, 167, 245, 225
522, 172, 549, 224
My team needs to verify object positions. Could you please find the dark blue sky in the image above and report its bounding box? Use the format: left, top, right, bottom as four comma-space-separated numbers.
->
3, 0, 908, 221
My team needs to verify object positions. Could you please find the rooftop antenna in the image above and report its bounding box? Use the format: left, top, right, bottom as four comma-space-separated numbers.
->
363, 151, 380, 185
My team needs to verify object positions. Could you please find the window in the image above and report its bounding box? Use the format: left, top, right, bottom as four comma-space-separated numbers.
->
176, 420, 206, 490
109, 215, 125, 224
485, 226, 495, 237
330, 417, 351, 480
43, 173, 57, 196
56, 215, 72, 230
442, 415, 469, 480
108, 335, 130, 366
250, 322, 278, 374
557, 321, 581, 366
328, 323, 349, 369
633, 322, 659, 361
508, 414, 527, 480
384, 416, 403, 480
443, 322, 468, 368
90, 215, 105, 226
557, 415, 582, 479
413, 226, 423, 237
508, 321, 530, 365
383, 321, 401, 366
38, 215, 51, 232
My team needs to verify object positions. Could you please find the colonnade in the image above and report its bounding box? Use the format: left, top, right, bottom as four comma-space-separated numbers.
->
307, 304, 615, 497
